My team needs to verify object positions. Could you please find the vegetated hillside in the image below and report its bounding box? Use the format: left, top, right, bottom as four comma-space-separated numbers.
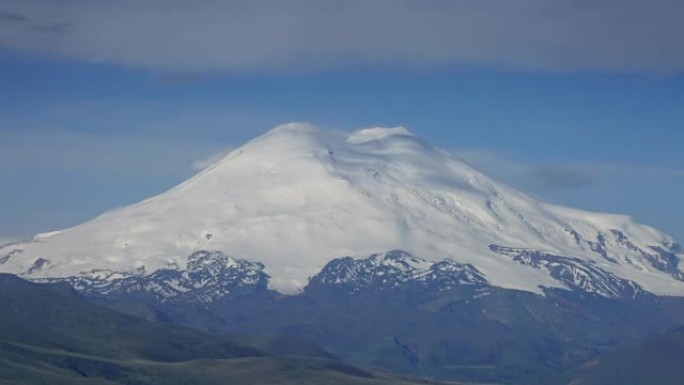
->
563, 324, 684, 385
0, 274, 454, 385
80, 251, 684, 385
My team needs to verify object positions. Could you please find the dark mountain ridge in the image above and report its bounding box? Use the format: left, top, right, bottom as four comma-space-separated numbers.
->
0, 273, 455, 385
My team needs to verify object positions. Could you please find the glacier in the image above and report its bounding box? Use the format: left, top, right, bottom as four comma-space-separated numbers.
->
1, 123, 683, 296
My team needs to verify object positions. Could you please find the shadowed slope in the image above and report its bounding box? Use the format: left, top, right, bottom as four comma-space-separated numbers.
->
0, 274, 455, 385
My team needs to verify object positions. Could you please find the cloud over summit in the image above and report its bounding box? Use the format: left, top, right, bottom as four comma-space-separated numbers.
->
1, 0, 683, 73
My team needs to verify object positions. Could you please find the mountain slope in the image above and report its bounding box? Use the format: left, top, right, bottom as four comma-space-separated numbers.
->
0, 273, 262, 362
1, 123, 682, 295
63, 251, 684, 385
0, 274, 453, 385
562, 325, 684, 385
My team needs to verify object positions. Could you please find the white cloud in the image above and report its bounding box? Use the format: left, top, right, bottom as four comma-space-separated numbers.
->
1, 0, 683, 73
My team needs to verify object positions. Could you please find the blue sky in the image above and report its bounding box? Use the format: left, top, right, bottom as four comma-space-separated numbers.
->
1, 0, 683, 243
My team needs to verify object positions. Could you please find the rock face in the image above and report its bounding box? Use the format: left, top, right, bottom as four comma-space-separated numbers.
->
308, 250, 487, 293
1, 123, 683, 297
488, 245, 644, 299
37, 251, 269, 303
26, 248, 654, 303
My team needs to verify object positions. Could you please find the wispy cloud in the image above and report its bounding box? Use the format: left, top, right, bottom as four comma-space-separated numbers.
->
0, 11, 28, 23
0, 99, 287, 175
525, 166, 594, 190
456, 148, 684, 193
0, 129, 229, 177
0, 236, 23, 247
1, 0, 682, 73
191, 150, 234, 171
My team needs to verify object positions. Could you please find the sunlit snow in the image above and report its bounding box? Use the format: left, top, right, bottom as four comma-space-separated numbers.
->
1, 123, 682, 295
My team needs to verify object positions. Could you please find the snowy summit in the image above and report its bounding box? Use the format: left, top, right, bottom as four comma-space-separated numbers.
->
1, 123, 683, 296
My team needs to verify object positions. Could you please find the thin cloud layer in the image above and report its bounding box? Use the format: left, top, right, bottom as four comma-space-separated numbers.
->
525, 166, 594, 191
455, 148, 684, 193
1, 0, 683, 73
0, 131, 224, 176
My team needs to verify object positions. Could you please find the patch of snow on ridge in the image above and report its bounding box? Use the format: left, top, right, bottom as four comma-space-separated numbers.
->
346, 127, 413, 144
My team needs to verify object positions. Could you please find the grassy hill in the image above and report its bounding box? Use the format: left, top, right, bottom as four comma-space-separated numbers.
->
561, 325, 684, 385
0, 274, 454, 385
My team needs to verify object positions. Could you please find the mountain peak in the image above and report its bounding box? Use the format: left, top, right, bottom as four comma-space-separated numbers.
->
1, 123, 681, 296
243, 122, 333, 157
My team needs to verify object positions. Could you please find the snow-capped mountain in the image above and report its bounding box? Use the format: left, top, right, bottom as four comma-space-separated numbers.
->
1, 123, 683, 297
308, 250, 487, 294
